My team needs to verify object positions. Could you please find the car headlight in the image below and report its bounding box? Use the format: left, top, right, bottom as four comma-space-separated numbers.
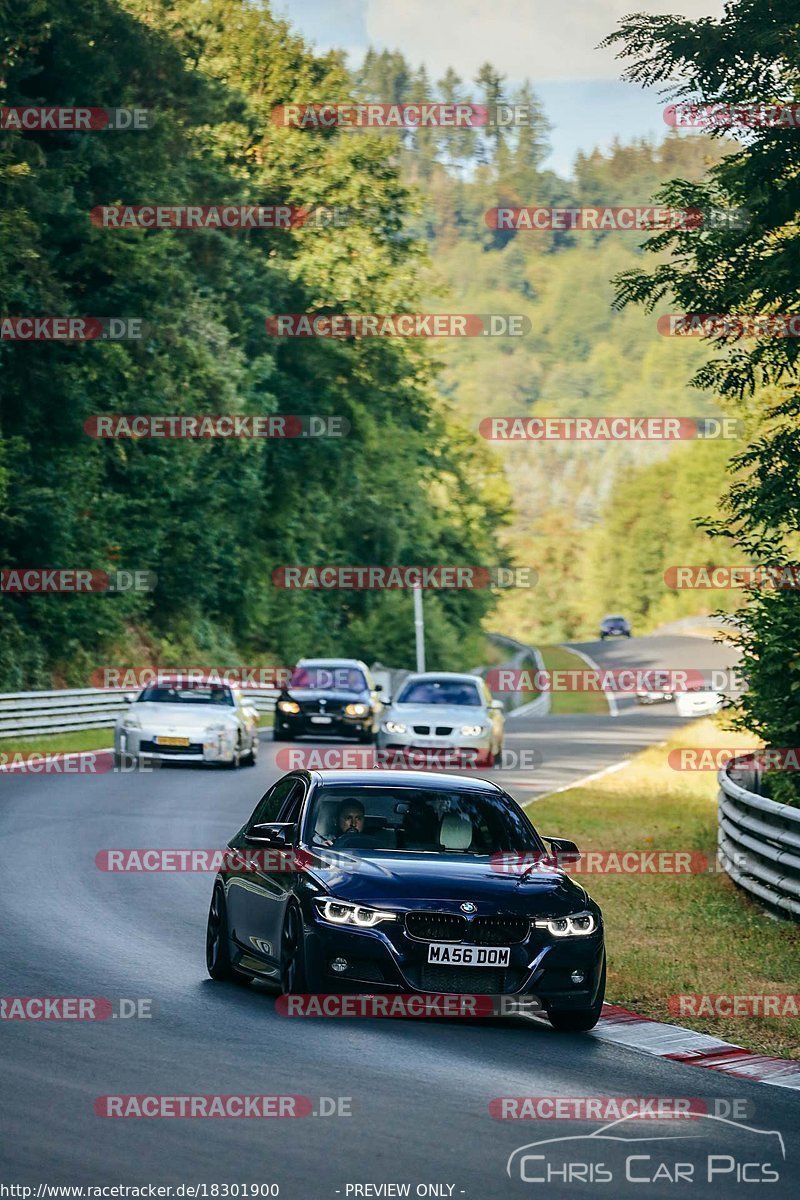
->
121, 714, 141, 730
460, 724, 484, 736
534, 912, 597, 937
315, 898, 397, 927
384, 720, 407, 734
344, 703, 369, 717
204, 722, 229, 735
278, 700, 300, 714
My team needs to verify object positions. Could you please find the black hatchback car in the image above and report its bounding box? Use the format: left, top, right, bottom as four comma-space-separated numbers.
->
599, 614, 631, 639
205, 769, 606, 1031
272, 659, 384, 743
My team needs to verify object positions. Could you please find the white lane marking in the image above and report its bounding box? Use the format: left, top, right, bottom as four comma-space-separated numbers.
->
523, 757, 632, 803
560, 643, 619, 716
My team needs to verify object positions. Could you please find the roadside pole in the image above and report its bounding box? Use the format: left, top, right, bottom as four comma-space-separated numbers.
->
413, 584, 426, 672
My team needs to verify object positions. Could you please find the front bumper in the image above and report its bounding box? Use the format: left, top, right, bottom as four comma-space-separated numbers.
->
275, 712, 373, 739
376, 729, 494, 765
115, 727, 239, 764
304, 909, 604, 1007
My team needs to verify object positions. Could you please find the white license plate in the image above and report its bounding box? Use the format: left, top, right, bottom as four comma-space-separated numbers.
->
427, 943, 511, 967
310, 715, 333, 724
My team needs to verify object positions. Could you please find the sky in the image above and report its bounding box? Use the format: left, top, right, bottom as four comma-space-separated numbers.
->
273, 0, 728, 175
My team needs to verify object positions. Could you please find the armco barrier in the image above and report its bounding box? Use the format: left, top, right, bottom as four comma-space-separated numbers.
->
718, 759, 800, 919
0, 686, 278, 739
480, 633, 550, 717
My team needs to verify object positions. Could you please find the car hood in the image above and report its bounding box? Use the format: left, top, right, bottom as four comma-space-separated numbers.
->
386, 703, 488, 725
283, 688, 367, 703
122, 702, 237, 726
304, 851, 588, 914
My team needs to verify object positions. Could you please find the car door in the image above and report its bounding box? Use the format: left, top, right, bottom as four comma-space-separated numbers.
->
225, 776, 298, 956
231, 777, 307, 972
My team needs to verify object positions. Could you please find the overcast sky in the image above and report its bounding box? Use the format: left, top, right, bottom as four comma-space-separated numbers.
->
274, 1, 727, 174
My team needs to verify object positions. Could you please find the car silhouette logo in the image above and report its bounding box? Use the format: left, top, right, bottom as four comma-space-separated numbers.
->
460, 902, 477, 913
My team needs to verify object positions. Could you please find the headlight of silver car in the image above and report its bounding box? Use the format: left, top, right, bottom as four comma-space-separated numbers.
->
383, 720, 407, 734
534, 912, 596, 937
121, 713, 141, 730
460, 724, 484, 736
314, 898, 398, 927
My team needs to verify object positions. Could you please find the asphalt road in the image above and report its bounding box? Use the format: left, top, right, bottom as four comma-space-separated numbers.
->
2, 636, 797, 1198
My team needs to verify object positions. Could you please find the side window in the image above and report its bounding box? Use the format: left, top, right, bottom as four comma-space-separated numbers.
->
277, 782, 306, 828
249, 778, 297, 827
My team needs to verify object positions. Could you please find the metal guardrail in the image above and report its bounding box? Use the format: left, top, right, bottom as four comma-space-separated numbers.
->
480, 633, 550, 717
0, 686, 279, 739
718, 759, 800, 919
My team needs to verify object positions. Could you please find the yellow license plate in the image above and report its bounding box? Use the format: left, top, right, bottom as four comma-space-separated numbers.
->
154, 736, 191, 747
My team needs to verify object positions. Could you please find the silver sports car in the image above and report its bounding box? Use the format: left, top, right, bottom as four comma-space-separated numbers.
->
376, 671, 505, 767
114, 678, 260, 768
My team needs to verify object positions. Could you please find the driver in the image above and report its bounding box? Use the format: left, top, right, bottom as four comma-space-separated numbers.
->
315, 799, 367, 847
335, 799, 365, 839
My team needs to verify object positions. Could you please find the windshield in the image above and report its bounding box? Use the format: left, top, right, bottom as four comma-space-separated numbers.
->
305, 783, 544, 856
397, 679, 482, 706
290, 665, 367, 691
137, 684, 234, 706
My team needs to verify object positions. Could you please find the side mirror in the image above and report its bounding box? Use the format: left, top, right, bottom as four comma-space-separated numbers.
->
124, 692, 137, 704
489, 700, 505, 713
246, 822, 294, 847
543, 836, 581, 866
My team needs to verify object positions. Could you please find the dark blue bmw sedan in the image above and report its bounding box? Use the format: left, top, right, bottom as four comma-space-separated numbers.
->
206, 769, 606, 1031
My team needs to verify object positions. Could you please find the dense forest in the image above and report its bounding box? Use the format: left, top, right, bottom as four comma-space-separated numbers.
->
2, 0, 797, 725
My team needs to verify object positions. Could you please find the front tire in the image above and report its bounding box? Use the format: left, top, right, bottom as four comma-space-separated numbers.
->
242, 735, 259, 766
206, 884, 240, 982
280, 904, 306, 994
547, 959, 605, 1032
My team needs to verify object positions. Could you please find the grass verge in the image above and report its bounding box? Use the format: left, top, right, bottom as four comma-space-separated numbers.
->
0, 728, 116, 757
530, 717, 800, 1059
539, 644, 610, 716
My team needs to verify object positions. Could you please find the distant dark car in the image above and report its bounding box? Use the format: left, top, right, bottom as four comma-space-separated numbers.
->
272, 658, 383, 743
205, 769, 607, 1032
599, 614, 631, 639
